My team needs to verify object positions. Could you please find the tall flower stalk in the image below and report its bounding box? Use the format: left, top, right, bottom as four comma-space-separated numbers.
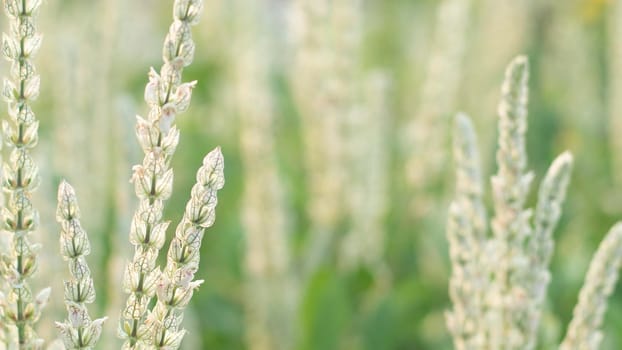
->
560, 223, 622, 350
339, 73, 390, 275
404, 0, 471, 204
487, 56, 536, 349
446, 113, 488, 349
0, 0, 50, 348
54, 181, 107, 350
146, 148, 224, 349
290, 0, 354, 274
232, 1, 296, 348
446, 56, 573, 350
118, 0, 204, 348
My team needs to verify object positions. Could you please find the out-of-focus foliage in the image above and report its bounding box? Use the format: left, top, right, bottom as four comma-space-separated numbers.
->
9, 0, 622, 348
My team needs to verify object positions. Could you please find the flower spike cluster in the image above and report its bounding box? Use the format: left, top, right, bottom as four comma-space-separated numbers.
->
0, 0, 220, 348
0, 0, 50, 348
487, 55, 536, 349
560, 223, 622, 350
54, 181, 107, 350
446, 56, 573, 350
118, 0, 209, 348
445, 113, 488, 349
146, 147, 224, 349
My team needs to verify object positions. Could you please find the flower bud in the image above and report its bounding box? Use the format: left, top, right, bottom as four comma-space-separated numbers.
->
161, 125, 180, 156
135, 115, 158, 152
34, 287, 50, 308
23, 74, 40, 100
24, 0, 42, 14
1, 33, 19, 60
2, 78, 16, 103
197, 147, 225, 189
144, 67, 161, 105
66, 302, 89, 328
57, 181, 80, 220
173, 80, 196, 113
23, 34, 42, 57
158, 102, 177, 134
4, 0, 21, 17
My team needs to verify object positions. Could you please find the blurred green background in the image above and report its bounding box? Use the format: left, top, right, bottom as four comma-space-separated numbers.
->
7, 0, 622, 348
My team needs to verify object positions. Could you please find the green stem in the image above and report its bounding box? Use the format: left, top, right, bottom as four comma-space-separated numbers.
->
17, 295, 25, 347
158, 287, 178, 347
77, 327, 83, 348
130, 319, 138, 347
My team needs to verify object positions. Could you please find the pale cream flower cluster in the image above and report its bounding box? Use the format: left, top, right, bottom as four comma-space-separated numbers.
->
118, 0, 210, 349
404, 0, 471, 202
145, 147, 223, 349
446, 113, 488, 350
291, 0, 391, 279
447, 56, 573, 349
0, 0, 50, 348
0, 0, 223, 349
232, 3, 296, 349
290, 0, 352, 274
54, 182, 107, 350
448, 54, 622, 350
560, 224, 622, 350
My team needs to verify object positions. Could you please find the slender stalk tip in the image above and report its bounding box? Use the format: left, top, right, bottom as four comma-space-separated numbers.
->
454, 112, 477, 148
58, 180, 74, 198
551, 151, 574, 171
510, 55, 528, 70
560, 222, 622, 350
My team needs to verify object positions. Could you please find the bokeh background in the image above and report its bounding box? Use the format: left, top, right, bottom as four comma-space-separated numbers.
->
5, 0, 622, 348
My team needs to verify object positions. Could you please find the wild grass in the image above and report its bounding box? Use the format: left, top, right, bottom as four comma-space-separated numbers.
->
0, 0, 621, 349
0, 0, 224, 349
448, 56, 622, 350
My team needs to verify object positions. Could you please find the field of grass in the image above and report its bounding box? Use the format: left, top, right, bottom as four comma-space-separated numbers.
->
2, 0, 622, 349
